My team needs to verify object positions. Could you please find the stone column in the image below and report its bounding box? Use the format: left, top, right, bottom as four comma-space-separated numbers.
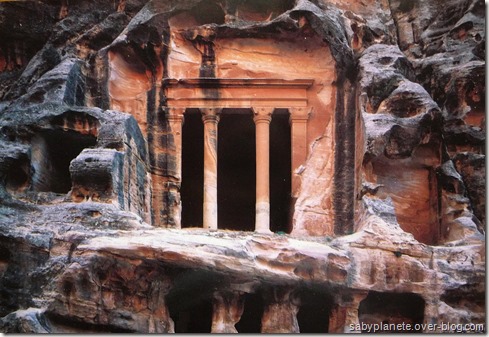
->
211, 291, 244, 333
253, 107, 274, 234
261, 286, 300, 333
328, 291, 368, 333
289, 107, 311, 197
167, 108, 185, 228
201, 108, 221, 230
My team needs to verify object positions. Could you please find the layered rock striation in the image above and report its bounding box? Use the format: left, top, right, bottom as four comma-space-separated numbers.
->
0, 0, 485, 333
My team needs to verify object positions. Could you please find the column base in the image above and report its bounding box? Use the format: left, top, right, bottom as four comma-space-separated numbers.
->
203, 201, 218, 230
254, 228, 273, 235
255, 201, 271, 233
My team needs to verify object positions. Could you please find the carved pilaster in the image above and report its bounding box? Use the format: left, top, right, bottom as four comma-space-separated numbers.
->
163, 108, 185, 229
167, 108, 185, 181
149, 107, 183, 228
289, 107, 311, 197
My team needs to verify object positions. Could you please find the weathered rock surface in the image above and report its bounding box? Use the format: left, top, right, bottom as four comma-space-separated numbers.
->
0, 0, 485, 333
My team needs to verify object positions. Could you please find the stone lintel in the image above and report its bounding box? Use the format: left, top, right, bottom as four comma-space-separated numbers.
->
169, 99, 308, 109
164, 78, 314, 88
165, 78, 313, 109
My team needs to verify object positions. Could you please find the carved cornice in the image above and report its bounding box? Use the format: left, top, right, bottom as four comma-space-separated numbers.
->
164, 78, 314, 108
163, 78, 314, 89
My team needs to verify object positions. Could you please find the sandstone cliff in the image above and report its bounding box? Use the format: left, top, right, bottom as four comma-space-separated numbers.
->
0, 0, 485, 333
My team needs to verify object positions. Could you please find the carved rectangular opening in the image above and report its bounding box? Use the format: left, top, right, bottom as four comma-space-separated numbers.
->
218, 109, 256, 231
368, 159, 440, 245
358, 291, 425, 333
31, 130, 97, 193
181, 109, 204, 228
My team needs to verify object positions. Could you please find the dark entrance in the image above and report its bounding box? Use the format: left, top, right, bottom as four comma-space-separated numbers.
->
270, 109, 292, 233
296, 288, 333, 333
218, 109, 255, 231
181, 108, 292, 231
235, 292, 264, 333
167, 269, 215, 333
181, 109, 204, 228
358, 291, 425, 332
31, 130, 97, 193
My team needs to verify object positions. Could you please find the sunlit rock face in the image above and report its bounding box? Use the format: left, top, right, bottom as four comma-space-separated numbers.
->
0, 0, 485, 333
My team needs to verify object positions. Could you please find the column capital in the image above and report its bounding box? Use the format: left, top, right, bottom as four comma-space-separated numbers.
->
252, 107, 274, 116
289, 106, 312, 122
168, 107, 185, 116
200, 107, 222, 116
201, 108, 222, 123
253, 107, 273, 124
167, 107, 185, 123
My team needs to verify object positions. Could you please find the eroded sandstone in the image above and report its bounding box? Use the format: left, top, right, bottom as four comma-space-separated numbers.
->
0, 0, 485, 333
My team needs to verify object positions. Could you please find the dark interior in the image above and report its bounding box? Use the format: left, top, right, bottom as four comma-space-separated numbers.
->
181, 108, 291, 232
171, 298, 213, 333
181, 110, 204, 228
167, 269, 216, 333
235, 292, 264, 333
358, 291, 425, 333
296, 288, 333, 333
218, 110, 256, 231
5, 157, 29, 193
191, 0, 225, 25
32, 130, 97, 193
270, 109, 292, 233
